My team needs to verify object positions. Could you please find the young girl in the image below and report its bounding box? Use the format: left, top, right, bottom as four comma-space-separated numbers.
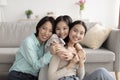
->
38, 15, 73, 80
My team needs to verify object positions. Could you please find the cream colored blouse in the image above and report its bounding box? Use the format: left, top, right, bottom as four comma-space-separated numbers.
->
48, 54, 85, 80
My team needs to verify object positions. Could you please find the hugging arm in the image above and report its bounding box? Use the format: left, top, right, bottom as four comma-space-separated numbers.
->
68, 43, 86, 80
50, 42, 74, 60
77, 45, 86, 80
48, 55, 74, 80
21, 40, 52, 71
65, 52, 85, 80
77, 65, 85, 80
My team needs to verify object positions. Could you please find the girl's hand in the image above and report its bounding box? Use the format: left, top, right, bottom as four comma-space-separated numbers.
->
56, 48, 74, 61
50, 42, 74, 60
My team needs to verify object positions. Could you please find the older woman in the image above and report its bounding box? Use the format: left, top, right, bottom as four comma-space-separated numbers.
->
8, 16, 55, 80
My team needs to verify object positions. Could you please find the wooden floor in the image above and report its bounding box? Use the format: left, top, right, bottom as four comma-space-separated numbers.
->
0, 74, 7, 80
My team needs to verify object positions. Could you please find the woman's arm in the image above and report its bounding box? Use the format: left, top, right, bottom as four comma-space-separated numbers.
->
20, 39, 52, 71
48, 55, 60, 80
65, 53, 85, 80
50, 42, 74, 60
48, 43, 75, 80
66, 43, 86, 80
77, 65, 85, 80
77, 47, 86, 80
66, 53, 79, 69
77, 49, 86, 66
74, 43, 86, 65
48, 55, 74, 80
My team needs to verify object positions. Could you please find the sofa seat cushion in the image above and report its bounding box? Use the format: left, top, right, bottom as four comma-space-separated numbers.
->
0, 48, 115, 63
84, 48, 115, 62
0, 48, 19, 63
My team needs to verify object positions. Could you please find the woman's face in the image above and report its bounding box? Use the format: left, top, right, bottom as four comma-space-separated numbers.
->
69, 24, 85, 44
37, 21, 53, 43
55, 21, 69, 39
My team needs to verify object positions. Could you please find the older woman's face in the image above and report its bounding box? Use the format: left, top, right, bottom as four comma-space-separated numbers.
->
55, 21, 69, 39
37, 21, 53, 43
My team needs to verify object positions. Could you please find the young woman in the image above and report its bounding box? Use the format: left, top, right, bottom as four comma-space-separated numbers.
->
48, 20, 86, 80
7, 16, 55, 80
48, 20, 115, 80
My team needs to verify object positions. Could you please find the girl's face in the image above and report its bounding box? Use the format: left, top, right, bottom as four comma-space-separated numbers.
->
55, 21, 69, 39
37, 21, 53, 43
69, 24, 85, 44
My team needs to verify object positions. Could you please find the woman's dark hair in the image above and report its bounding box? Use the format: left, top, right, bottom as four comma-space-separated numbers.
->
35, 16, 55, 36
54, 15, 72, 43
70, 20, 87, 34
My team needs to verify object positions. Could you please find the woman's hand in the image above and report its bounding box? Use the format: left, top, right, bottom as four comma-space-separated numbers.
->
66, 53, 79, 69
74, 43, 86, 66
56, 49, 74, 61
74, 43, 83, 51
77, 49, 86, 67
50, 42, 74, 61
71, 53, 80, 64
55, 45, 74, 61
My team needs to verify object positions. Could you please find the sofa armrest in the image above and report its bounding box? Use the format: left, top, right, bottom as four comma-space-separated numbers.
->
106, 29, 120, 71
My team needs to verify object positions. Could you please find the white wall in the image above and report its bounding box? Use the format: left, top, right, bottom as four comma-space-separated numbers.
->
3, 0, 120, 27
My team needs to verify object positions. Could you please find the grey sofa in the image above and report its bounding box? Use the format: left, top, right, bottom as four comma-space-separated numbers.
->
0, 22, 120, 80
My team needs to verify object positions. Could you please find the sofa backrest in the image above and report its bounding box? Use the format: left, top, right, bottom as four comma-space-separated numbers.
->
0, 22, 37, 47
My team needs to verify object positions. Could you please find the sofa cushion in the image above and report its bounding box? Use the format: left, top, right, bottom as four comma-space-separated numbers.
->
0, 47, 115, 63
84, 48, 115, 62
0, 48, 18, 63
0, 22, 37, 47
81, 24, 112, 49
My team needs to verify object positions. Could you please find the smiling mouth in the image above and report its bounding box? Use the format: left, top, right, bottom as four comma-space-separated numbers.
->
42, 36, 48, 39
73, 38, 79, 41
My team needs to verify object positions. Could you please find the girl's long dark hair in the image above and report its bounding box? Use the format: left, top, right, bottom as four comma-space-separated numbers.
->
54, 15, 72, 43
